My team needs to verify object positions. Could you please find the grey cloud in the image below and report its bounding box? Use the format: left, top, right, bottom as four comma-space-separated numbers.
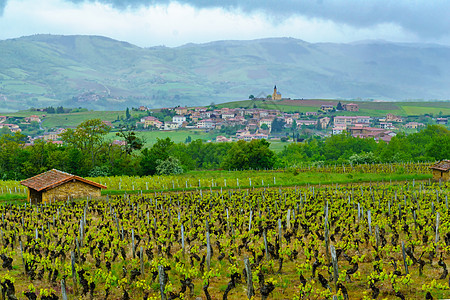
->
0, 0, 6, 15
1, 0, 449, 39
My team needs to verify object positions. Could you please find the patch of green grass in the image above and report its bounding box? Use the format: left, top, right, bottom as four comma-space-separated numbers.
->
0, 193, 27, 204
110, 129, 213, 147
400, 105, 450, 115
41, 111, 123, 128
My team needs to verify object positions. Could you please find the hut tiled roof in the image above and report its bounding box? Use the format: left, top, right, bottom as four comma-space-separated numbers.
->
430, 160, 450, 172
20, 169, 106, 192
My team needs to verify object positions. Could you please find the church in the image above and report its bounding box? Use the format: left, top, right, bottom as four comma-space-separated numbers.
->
272, 85, 282, 100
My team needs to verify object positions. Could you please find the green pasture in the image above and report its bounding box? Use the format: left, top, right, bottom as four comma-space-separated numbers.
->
41, 111, 122, 128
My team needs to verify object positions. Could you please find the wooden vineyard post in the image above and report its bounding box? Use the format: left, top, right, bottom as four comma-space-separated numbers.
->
206, 230, 211, 271
435, 212, 440, 253
278, 219, 282, 248
368, 210, 372, 235
286, 209, 291, 230
181, 224, 185, 258
71, 251, 78, 294
401, 241, 409, 275
140, 246, 144, 276
158, 265, 166, 300
248, 210, 252, 232
263, 228, 269, 260
132, 229, 135, 259
19, 241, 25, 274
330, 245, 339, 289
61, 278, 68, 300
375, 225, 380, 249
244, 257, 255, 299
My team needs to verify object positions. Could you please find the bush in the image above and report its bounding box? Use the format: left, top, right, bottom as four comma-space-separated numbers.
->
88, 166, 110, 177
156, 157, 183, 175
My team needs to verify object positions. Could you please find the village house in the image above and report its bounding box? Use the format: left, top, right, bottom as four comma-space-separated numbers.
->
25, 115, 41, 123
0, 124, 21, 133
221, 111, 235, 119
20, 169, 106, 204
305, 112, 319, 116
138, 106, 148, 111
172, 115, 187, 125
350, 126, 396, 143
319, 117, 331, 129
175, 107, 188, 115
430, 160, 450, 182
259, 119, 273, 131
43, 132, 60, 141
197, 119, 216, 129
0, 116, 7, 123
404, 122, 424, 129
334, 116, 371, 126
436, 118, 448, 125
333, 124, 347, 135
342, 103, 359, 112
385, 113, 403, 123
163, 122, 180, 130
140, 116, 163, 129
297, 120, 318, 127
380, 122, 395, 130
320, 104, 334, 112
216, 136, 232, 142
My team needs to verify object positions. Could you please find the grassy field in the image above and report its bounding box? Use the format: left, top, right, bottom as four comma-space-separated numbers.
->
109, 129, 215, 147
218, 99, 450, 116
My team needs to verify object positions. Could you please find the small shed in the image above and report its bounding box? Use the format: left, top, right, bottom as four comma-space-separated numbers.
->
430, 160, 450, 182
20, 169, 107, 204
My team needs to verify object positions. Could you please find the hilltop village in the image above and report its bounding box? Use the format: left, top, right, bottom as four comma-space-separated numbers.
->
0, 86, 448, 145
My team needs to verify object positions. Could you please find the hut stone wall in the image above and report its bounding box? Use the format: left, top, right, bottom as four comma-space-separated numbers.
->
28, 188, 42, 204
432, 169, 450, 182
42, 180, 101, 202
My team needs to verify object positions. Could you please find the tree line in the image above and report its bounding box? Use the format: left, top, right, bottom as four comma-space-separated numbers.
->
0, 119, 448, 180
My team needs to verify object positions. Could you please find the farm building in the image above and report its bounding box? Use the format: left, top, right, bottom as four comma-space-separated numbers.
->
20, 169, 106, 204
430, 160, 450, 182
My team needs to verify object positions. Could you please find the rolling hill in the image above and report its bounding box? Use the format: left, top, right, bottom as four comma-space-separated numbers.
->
1, 35, 450, 112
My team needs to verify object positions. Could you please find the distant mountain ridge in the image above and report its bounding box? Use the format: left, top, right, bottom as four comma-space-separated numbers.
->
0, 34, 449, 112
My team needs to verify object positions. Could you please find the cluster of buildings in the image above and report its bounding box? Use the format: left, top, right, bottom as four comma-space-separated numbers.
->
136, 103, 449, 143
0, 114, 42, 133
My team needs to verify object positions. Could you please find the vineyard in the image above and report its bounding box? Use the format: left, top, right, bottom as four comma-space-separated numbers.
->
0, 176, 448, 299
0, 162, 433, 199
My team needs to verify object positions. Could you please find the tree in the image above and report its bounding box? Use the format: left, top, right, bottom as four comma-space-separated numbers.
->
336, 102, 343, 111
291, 119, 297, 131
115, 126, 144, 155
249, 95, 255, 100
60, 119, 111, 167
56, 106, 65, 114
125, 107, 131, 120
222, 139, 275, 170
271, 118, 286, 133
139, 137, 174, 175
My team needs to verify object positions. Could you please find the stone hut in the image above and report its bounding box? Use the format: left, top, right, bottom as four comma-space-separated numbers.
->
21, 169, 107, 204
430, 160, 450, 182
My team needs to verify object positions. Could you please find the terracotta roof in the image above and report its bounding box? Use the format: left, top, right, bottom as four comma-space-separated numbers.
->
20, 169, 107, 191
430, 160, 450, 172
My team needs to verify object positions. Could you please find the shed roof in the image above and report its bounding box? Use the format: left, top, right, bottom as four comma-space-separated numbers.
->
430, 160, 450, 172
20, 169, 107, 192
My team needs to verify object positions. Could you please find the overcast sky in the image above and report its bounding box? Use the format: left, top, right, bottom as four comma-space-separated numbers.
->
1, 0, 449, 47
